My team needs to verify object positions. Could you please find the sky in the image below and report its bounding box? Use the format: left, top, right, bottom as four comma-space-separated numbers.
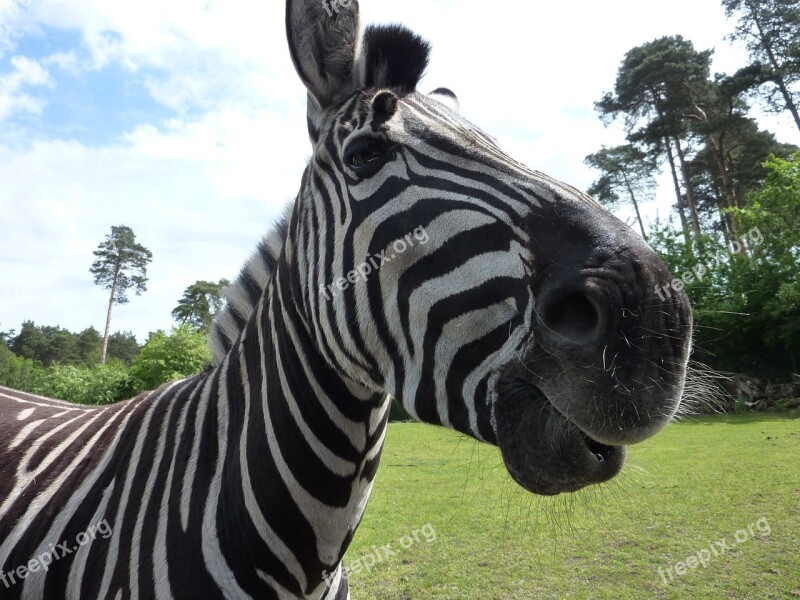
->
1, 0, 799, 344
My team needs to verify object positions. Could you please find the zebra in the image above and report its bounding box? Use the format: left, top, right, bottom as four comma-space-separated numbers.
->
0, 0, 693, 598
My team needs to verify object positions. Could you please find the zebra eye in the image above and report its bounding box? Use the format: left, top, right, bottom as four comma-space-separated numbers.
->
344, 137, 394, 176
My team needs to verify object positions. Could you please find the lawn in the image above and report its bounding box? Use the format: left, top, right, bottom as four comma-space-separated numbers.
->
344, 411, 800, 599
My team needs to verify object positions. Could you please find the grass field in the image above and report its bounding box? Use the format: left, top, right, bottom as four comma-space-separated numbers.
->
343, 411, 800, 599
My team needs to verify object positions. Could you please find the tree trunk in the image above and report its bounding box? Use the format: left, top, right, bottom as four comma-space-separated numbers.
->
708, 142, 742, 247
683, 83, 736, 238
673, 136, 702, 239
773, 76, 800, 133
664, 138, 691, 241
745, 0, 800, 133
769, 73, 800, 133
100, 267, 120, 364
622, 171, 648, 240
681, 84, 746, 252
702, 127, 747, 255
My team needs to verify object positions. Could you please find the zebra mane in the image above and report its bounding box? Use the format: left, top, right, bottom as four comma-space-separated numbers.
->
361, 25, 430, 94
210, 203, 294, 363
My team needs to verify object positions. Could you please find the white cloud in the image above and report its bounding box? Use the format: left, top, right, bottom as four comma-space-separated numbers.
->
42, 50, 81, 73
0, 55, 52, 122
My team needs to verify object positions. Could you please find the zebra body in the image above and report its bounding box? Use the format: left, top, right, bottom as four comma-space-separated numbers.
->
0, 278, 386, 599
0, 0, 693, 598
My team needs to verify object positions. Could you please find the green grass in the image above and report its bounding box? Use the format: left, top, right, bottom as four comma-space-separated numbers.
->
344, 412, 800, 599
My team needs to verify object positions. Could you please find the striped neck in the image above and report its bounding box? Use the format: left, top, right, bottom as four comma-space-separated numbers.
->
206, 248, 390, 597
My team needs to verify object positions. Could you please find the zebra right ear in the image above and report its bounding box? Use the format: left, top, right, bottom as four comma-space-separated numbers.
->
428, 87, 459, 112
285, 0, 362, 112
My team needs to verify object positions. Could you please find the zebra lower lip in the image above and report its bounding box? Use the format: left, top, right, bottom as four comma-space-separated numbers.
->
494, 376, 626, 495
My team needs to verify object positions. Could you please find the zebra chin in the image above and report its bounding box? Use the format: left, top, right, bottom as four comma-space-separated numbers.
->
493, 376, 628, 496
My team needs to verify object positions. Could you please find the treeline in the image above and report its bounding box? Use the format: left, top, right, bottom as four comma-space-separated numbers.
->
2, 322, 139, 367
0, 278, 229, 404
0, 323, 212, 404
586, 0, 800, 380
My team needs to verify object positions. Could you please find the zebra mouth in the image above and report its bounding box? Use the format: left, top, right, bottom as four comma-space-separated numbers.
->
494, 376, 626, 495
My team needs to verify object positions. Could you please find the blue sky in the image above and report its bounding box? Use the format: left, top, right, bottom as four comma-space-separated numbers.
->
1, 0, 798, 343
9, 29, 172, 144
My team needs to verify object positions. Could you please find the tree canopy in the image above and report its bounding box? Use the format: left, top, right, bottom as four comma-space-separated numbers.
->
171, 279, 230, 332
585, 144, 657, 239
90, 225, 152, 363
596, 35, 714, 241
723, 0, 800, 131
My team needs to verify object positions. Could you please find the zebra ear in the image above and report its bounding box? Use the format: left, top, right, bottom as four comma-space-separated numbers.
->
285, 0, 362, 111
428, 87, 459, 112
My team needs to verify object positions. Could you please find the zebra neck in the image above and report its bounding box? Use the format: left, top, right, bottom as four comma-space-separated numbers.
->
211, 268, 389, 594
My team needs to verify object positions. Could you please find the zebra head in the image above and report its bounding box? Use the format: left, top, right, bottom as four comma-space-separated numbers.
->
279, 0, 692, 496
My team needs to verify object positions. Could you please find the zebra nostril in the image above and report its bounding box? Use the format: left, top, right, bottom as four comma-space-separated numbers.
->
540, 291, 601, 344
535, 280, 612, 356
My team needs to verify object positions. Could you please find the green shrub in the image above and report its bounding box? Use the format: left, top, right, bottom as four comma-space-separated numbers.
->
129, 324, 211, 391
0, 344, 45, 392
38, 361, 134, 405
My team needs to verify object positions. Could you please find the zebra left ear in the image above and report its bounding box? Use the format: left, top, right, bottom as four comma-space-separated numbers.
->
285, 0, 362, 112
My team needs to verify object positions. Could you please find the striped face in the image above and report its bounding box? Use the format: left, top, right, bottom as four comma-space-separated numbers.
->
284, 2, 693, 495
298, 88, 538, 435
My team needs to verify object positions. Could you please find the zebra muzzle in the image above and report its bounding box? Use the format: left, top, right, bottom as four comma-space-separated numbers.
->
493, 375, 626, 495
